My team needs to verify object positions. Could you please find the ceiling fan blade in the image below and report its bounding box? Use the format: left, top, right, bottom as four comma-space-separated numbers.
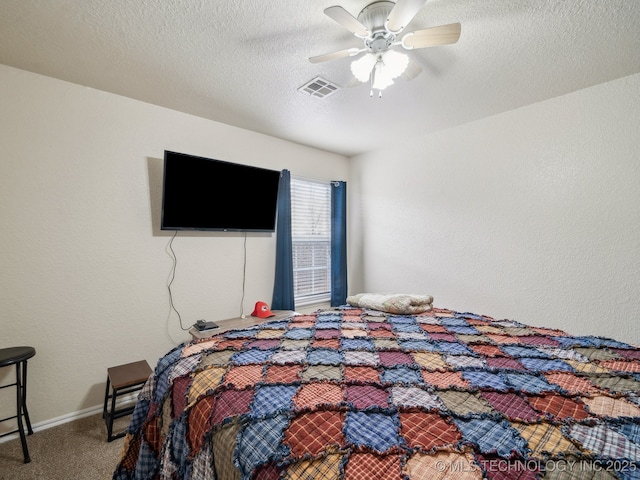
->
309, 47, 362, 64
324, 6, 370, 38
385, 0, 428, 34
401, 23, 461, 49
400, 58, 422, 81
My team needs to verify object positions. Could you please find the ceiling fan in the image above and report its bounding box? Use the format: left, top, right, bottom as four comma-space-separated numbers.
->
309, 0, 461, 96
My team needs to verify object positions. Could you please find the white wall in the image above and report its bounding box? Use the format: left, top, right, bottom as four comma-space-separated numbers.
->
350, 73, 640, 346
0, 65, 348, 428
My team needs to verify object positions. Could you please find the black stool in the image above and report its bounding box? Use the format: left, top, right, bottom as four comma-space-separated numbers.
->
0, 346, 36, 463
103, 360, 152, 442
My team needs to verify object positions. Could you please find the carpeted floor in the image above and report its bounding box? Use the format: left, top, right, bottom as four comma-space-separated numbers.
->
0, 413, 129, 480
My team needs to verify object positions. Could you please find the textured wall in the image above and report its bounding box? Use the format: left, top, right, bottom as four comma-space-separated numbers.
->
349, 73, 640, 345
0, 65, 348, 429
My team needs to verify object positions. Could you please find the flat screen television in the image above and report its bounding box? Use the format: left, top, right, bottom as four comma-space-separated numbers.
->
161, 151, 281, 232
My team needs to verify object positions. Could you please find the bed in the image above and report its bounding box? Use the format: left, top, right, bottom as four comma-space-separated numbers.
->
113, 306, 640, 479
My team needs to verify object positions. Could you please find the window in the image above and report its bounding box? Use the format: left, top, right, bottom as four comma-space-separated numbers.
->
291, 177, 331, 305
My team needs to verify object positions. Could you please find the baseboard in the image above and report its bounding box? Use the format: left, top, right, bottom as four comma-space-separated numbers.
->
0, 392, 139, 444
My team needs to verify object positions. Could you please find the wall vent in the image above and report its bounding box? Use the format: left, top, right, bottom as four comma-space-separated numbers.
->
298, 76, 339, 98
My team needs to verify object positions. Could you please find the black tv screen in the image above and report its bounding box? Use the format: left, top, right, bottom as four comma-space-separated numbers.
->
161, 151, 281, 232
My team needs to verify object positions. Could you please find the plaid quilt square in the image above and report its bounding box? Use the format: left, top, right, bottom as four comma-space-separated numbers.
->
517, 357, 574, 372
344, 412, 401, 452
211, 419, 242, 480
474, 454, 540, 480
434, 341, 473, 355
412, 351, 448, 370
504, 373, 558, 394
420, 324, 449, 333
188, 396, 215, 453
526, 394, 591, 420
600, 359, 640, 373
421, 371, 470, 389
280, 339, 310, 351
270, 349, 306, 365
469, 344, 506, 357
381, 366, 423, 385
392, 323, 424, 334
391, 386, 444, 410
445, 354, 486, 369
404, 451, 483, 480
210, 388, 254, 426
446, 326, 480, 335
283, 452, 343, 480
199, 349, 234, 368
379, 350, 415, 367
368, 322, 393, 331
613, 349, 640, 361
342, 328, 367, 338
301, 364, 343, 382
253, 462, 282, 480
308, 348, 344, 365
429, 333, 458, 342
454, 418, 528, 457
265, 364, 301, 383
485, 356, 526, 370
369, 329, 395, 338
517, 335, 560, 347
223, 364, 264, 389
462, 371, 510, 390
341, 338, 375, 350
399, 412, 462, 450
315, 328, 341, 339
486, 334, 521, 345
236, 414, 290, 478
251, 384, 298, 417
294, 382, 343, 409
344, 452, 403, 480
313, 338, 341, 349
581, 395, 640, 418
231, 348, 275, 365
284, 410, 346, 457
344, 351, 379, 366
400, 339, 439, 352
284, 328, 314, 340
586, 374, 640, 393
436, 390, 494, 416
373, 338, 401, 349
615, 423, 640, 444
441, 317, 469, 327
171, 375, 191, 420
187, 366, 227, 407
512, 421, 579, 457
500, 346, 551, 359
543, 372, 601, 394
344, 366, 381, 383
346, 384, 390, 409
246, 338, 281, 349
480, 392, 539, 421
568, 423, 640, 460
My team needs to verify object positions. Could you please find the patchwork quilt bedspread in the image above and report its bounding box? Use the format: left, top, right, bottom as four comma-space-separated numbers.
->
113, 307, 640, 480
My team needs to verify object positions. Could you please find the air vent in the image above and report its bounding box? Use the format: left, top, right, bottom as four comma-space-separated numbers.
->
298, 76, 340, 98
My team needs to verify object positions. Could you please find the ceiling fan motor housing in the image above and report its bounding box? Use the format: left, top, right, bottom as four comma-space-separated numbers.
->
357, 1, 397, 53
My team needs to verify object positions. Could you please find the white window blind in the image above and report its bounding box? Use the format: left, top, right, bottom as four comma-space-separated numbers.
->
291, 177, 331, 305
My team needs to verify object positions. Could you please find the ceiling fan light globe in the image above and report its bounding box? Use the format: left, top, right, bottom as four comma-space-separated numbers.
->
372, 51, 409, 91
351, 53, 377, 82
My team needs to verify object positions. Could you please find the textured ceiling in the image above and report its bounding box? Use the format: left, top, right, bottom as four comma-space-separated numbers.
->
2, 0, 639, 156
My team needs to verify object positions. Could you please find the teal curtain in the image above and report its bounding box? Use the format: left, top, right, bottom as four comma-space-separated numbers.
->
330, 181, 348, 306
271, 170, 295, 310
